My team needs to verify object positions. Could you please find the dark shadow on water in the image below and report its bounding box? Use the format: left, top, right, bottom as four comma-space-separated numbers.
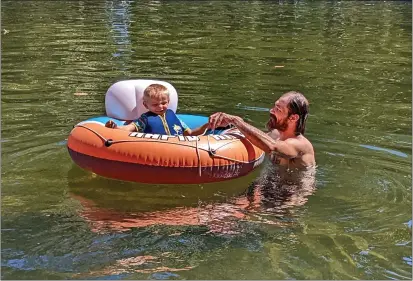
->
67, 164, 263, 212
68, 161, 317, 234
242, 163, 317, 213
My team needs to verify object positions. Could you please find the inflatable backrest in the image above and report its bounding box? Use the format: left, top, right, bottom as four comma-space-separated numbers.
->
105, 80, 178, 120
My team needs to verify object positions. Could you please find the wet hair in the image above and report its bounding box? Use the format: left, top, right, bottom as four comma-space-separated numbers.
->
143, 84, 169, 101
282, 91, 309, 135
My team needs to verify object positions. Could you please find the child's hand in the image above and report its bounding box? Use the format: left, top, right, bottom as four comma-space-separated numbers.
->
105, 120, 117, 129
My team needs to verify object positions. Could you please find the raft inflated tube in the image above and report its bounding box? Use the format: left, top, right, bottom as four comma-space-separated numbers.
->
68, 115, 265, 184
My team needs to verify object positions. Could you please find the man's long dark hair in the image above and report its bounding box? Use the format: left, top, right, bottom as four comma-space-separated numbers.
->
283, 91, 309, 135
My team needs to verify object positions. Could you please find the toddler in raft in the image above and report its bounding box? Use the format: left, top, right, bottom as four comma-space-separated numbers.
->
105, 84, 208, 136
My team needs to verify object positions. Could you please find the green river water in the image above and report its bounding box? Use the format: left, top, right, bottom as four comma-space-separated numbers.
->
1, 1, 412, 279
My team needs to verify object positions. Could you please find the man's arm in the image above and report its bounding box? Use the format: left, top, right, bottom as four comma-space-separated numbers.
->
209, 113, 299, 159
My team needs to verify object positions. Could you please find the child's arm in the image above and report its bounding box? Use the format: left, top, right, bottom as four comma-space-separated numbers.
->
183, 123, 209, 136
105, 120, 137, 132
178, 118, 208, 136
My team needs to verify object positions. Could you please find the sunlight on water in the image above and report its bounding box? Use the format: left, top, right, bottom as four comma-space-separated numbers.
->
1, 0, 411, 279
360, 144, 409, 158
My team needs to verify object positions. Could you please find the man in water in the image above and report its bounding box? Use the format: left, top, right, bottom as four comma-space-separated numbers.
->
209, 91, 317, 211
208, 91, 315, 169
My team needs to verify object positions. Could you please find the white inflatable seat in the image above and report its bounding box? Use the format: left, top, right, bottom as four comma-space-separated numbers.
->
105, 79, 178, 120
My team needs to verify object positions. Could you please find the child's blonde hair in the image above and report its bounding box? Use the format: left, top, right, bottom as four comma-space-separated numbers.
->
143, 84, 169, 101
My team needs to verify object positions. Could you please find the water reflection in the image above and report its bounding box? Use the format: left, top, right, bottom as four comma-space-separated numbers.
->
70, 162, 316, 234
73, 254, 194, 279
107, 0, 131, 46
2, 0, 411, 279
243, 163, 316, 212
106, 0, 132, 72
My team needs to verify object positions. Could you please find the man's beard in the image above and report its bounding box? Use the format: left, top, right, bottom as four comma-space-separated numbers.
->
267, 114, 288, 131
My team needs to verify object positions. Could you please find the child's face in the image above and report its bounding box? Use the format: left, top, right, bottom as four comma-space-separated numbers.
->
143, 94, 170, 115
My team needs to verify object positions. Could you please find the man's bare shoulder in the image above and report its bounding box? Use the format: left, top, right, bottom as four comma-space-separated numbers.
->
285, 134, 314, 154
284, 135, 315, 167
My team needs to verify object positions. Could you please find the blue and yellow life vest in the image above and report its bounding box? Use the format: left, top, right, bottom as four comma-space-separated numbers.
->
136, 109, 185, 135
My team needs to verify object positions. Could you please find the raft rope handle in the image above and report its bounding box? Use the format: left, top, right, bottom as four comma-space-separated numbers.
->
195, 135, 202, 177
196, 127, 211, 177
75, 124, 209, 151
74, 124, 261, 169
195, 128, 226, 177
76, 124, 217, 154
75, 124, 225, 155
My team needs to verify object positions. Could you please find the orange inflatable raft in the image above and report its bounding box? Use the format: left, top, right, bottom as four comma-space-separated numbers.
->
68, 117, 265, 184
67, 79, 265, 184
